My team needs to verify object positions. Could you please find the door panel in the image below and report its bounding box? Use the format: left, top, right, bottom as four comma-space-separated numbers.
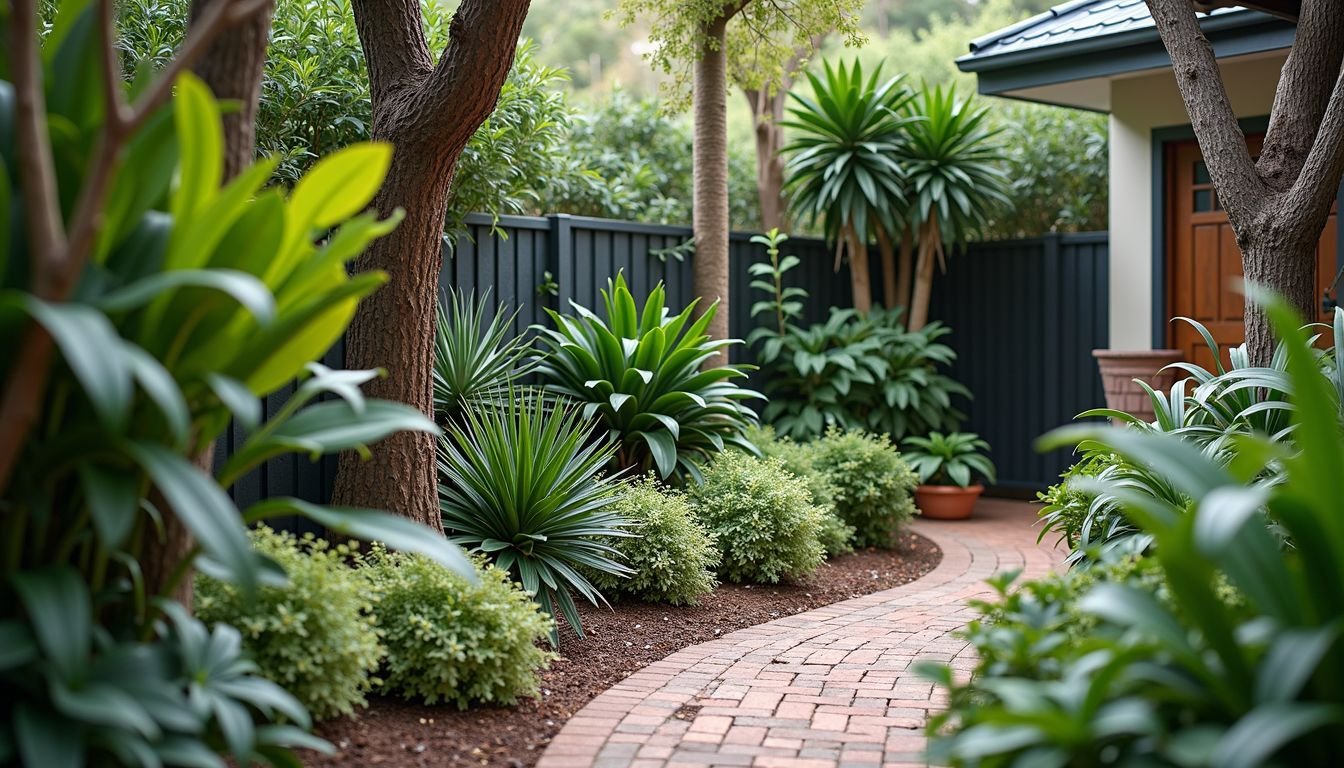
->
1166, 137, 1338, 370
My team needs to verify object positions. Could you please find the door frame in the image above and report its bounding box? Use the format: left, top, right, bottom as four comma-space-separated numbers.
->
1149, 116, 1344, 349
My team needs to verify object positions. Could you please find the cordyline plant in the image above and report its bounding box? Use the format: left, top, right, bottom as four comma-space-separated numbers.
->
532, 273, 763, 482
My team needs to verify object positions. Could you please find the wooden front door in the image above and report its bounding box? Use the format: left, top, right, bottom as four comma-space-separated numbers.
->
1166, 137, 1339, 370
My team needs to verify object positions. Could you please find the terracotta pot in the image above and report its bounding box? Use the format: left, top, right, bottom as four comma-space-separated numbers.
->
1092, 349, 1184, 424
914, 484, 983, 521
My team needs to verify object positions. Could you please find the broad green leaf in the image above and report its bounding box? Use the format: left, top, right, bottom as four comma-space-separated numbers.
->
20, 296, 131, 430
287, 142, 393, 232
14, 706, 83, 768
11, 568, 90, 680
77, 463, 139, 549
170, 73, 222, 226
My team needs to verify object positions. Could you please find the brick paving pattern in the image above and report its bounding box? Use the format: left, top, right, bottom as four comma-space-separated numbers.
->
536, 499, 1062, 768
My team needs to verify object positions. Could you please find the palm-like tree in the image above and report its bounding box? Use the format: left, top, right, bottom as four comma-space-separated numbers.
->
900, 85, 1011, 330
783, 59, 915, 313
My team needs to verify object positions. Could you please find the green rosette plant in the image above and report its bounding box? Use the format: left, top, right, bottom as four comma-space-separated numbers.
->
533, 273, 763, 481
901, 431, 996, 487
432, 288, 536, 421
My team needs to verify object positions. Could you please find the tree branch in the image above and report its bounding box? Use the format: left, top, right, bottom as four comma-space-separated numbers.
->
1260, 0, 1344, 190
411, 0, 532, 148
1145, 0, 1266, 223
10, 0, 67, 278
1281, 63, 1344, 237
350, 0, 435, 109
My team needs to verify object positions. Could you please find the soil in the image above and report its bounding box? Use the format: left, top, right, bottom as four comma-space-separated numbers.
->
311, 531, 942, 767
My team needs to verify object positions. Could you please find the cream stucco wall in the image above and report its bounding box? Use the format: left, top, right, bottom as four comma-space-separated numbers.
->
1106, 52, 1286, 349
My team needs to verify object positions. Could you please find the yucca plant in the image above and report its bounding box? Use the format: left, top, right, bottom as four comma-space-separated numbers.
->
783, 58, 915, 312
432, 289, 536, 421
532, 274, 763, 482
901, 84, 1010, 329
902, 431, 996, 487
437, 388, 633, 643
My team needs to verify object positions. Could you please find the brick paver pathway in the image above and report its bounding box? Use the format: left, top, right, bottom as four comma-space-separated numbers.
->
537, 499, 1062, 768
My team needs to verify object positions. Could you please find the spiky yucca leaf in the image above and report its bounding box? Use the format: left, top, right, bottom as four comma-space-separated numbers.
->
437, 388, 632, 644
432, 289, 535, 420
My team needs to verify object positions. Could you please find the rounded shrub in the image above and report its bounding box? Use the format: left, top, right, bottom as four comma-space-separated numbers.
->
587, 476, 720, 605
814, 510, 856, 557
364, 547, 555, 709
807, 428, 918, 548
688, 452, 826, 584
195, 527, 382, 720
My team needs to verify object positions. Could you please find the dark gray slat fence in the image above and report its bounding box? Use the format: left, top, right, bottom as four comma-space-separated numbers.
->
222, 214, 1108, 509
928, 232, 1109, 490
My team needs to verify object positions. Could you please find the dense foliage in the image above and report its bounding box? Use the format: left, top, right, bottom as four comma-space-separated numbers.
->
926, 301, 1344, 766
119, 1, 573, 237
534, 275, 762, 481
365, 548, 556, 709
989, 103, 1108, 238
196, 528, 382, 720
806, 429, 919, 548
748, 426, 855, 556
437, 389, 631, 642
585, 476, 720, 605
688, 453, 827, 584
1, 12, 469, 763
539, 89, 761, 229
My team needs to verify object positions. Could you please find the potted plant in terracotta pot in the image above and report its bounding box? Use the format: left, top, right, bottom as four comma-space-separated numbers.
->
901, 432, 996, 520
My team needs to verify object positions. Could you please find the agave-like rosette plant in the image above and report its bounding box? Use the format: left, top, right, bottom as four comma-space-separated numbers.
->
437, 388, 632, 644
432, 288, 536, 421
532, 274, 763, 482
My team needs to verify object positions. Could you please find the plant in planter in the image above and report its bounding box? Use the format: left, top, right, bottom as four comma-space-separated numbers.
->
901, 431, 996, 520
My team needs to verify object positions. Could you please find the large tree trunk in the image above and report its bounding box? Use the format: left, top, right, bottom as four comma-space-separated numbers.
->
333, 0, 531, 525
1146, 0, 1344, 366
744, 85, 789, 232
143, 0, 276, 610
693, 15, 732, 346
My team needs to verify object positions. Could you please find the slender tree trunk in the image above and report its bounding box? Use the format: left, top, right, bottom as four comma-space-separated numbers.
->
693, 14, 731, 345
908, 216, 940, 331
845, 224, 872, 314
142, 0, 275, 610
333, 0, 531, 525
875, 221, 897, 310
744, 85, 790, 232
897, 225, 913, 315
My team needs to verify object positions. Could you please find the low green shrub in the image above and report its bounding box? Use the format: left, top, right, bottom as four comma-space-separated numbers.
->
586, 476, 720, 605
814, 510, 856, 557
749, 425, 838, 511
689, 452, 826, 583
195, 527, 383, 720
806, 428, 918, 548
364, 547, 555, 709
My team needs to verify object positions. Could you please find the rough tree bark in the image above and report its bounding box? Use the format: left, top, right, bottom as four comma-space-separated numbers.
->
743, 83, 790, 232
1146, 0, 1344, 365
694, 13, 733, 347
189, 0, 274, 178
332, 0, 532, 527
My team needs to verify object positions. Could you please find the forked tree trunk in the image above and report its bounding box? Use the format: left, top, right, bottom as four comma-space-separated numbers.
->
897, 225, 913, 315
693, 14, 732, 345
845, 224, 872, 314
142, 0, 276, 610
875, 221, 897, 310
908, 216, 940, 331
332, 0, 532, 525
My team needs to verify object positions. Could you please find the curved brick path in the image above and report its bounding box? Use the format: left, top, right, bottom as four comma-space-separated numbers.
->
537, 499, 1062, 768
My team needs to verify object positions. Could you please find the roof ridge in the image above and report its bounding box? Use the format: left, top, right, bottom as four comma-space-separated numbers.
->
967, 0, 1100, 53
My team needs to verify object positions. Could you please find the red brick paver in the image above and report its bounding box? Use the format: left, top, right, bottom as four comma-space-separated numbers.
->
537, 499, 1062, 768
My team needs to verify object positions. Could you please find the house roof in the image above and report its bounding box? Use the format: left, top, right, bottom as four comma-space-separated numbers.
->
957, 1, 1296, 111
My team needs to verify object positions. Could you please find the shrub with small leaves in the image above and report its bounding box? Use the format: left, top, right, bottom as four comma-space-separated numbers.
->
195, 527, 383, 720
749, 426, 854, 557
586, 476, 720, 605
689, 452, 826, 584
806, 428, 918, 548
814, 510, 856, 557
364, 547, 555, 709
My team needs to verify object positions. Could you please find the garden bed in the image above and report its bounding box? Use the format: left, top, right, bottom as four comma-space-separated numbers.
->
310, 531, 941, 767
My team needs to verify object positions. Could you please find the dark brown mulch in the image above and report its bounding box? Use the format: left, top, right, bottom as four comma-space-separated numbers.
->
310, 531, 942, 767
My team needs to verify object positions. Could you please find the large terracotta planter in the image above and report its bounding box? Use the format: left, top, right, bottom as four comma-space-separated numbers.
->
1092, 349, 1183, 424
915, 484, 983, 520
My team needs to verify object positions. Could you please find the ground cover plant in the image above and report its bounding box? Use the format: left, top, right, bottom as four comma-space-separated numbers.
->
533, 274, 762, 481
924, 300, 1344, 766
437, 388, 632, 643
688, 452, 827, 584
364, 548, 556, 710
196, 528, 382, 721
0, 6, 471, 763
584, 476, 720, 606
